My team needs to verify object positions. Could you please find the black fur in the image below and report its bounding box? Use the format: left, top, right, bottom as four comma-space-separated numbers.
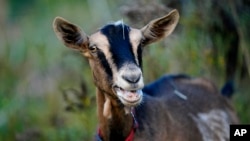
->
100, 23, 138, 70
142, 74, 190, 97
97, 51, 113, 80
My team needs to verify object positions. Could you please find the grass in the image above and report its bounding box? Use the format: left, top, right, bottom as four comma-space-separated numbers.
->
0, 0, 249, 140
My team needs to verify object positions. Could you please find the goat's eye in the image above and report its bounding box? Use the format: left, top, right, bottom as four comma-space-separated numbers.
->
88, 45, 97, 52
140, 38, 146, 46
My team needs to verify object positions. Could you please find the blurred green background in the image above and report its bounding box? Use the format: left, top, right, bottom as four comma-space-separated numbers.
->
0, 0, 249, 140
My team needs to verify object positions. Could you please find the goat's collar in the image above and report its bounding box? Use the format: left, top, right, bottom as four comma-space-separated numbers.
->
96, 109, 138, 141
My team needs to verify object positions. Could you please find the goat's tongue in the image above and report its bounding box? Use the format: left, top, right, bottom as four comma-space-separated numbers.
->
116, 87, 142, 102
123, 90, 139, 100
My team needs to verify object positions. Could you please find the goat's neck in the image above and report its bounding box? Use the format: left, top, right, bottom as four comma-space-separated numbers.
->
96, 88, 134, 141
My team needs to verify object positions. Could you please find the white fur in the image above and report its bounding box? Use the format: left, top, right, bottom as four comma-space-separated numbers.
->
114, 20, 123, 26
103, 96, 112, 119
191, 109, 230, 141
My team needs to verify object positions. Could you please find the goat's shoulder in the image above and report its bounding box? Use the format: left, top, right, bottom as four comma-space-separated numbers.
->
177, 76, 219, 94
141, 74, 234, 120
142, 74, 190, 97
142, 74, 218, 97
135, 75, 238, 140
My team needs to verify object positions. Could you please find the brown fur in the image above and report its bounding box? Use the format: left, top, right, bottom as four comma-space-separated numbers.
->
133, 76, 238, 140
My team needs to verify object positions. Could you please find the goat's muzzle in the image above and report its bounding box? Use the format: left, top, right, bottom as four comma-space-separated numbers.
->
113, 64, 144, 106
113, 86, 143, 107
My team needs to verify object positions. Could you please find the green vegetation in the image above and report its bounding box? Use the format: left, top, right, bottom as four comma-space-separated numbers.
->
0, 0, 249, 140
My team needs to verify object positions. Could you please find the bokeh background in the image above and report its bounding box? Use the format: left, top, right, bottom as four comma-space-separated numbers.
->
0, 0, 249, 140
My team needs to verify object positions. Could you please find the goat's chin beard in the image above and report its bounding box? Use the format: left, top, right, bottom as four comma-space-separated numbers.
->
113, 86, 143, 107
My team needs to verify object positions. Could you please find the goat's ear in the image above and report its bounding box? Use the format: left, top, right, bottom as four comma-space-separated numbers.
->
53, 17, 90, 56
140, 9, 179, 46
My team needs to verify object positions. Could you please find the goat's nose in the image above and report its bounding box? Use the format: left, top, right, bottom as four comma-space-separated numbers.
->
122, 73, 141, 83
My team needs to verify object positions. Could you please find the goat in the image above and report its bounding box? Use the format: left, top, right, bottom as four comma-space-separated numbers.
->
53, 9, 239, 141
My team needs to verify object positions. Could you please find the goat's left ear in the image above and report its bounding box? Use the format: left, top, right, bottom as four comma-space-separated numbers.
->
141, 9, 179, 46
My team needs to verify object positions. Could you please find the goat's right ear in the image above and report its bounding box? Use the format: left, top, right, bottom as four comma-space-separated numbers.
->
53, 17, 90, 56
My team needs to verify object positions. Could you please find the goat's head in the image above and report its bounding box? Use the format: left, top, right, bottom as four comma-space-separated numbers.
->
53, 10, 179, 107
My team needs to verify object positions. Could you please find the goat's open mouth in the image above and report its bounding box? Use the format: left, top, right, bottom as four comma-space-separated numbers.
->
113, 86, 143, 107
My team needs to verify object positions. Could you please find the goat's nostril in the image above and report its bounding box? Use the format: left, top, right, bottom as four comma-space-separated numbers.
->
122, 74, 141, 83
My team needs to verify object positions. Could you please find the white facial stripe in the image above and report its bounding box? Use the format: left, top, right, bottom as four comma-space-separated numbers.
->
129, 28, 143, 65
89, 32, 118, 76
89, 32, 110, 50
